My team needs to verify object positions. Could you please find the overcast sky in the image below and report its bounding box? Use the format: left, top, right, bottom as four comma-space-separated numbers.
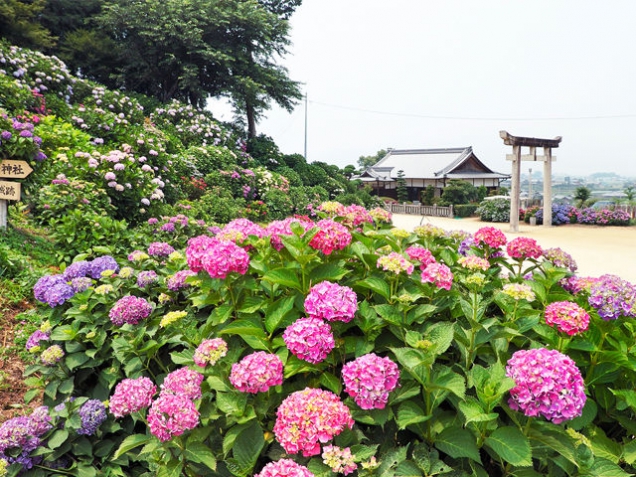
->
212, 1, 636, 177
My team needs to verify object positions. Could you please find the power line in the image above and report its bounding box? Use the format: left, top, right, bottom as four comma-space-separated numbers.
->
308, 100, 636, 122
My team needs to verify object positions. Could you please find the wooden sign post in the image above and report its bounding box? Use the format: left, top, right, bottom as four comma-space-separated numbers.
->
0, 159, 32, 228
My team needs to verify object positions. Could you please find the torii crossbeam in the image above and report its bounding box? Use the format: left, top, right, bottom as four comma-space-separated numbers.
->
500, 131, 562, 232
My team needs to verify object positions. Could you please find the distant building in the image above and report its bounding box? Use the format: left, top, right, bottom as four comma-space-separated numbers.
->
356, 147, 510, 201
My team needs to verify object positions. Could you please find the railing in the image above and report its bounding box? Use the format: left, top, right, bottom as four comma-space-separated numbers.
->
384, 203, 454, 218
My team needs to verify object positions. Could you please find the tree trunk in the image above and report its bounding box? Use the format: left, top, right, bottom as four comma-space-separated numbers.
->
246, 100, 257, 139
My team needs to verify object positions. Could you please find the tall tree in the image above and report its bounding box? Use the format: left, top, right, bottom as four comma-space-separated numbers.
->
0, 0, 55, 49
357, 149, 387, 170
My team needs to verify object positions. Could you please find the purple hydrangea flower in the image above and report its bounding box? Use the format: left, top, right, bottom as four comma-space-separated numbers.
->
33, 275, 67, 302
71, 277, 93, 293
25, 330, 50, 351
137, 270, 158, 288
588, 274, 636, 320
166, 270, 197, 291
77, 400, 107, 436
109, 295, 153, 325
63, 260, 91, 280
88, 256, 119, 279
148, 241, 175, 257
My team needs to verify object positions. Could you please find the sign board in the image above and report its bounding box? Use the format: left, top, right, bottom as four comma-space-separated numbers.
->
0, 180, 21, 201
0, 160, 33, 179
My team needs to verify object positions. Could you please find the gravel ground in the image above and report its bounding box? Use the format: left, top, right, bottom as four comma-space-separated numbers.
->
391, 214, 636, 283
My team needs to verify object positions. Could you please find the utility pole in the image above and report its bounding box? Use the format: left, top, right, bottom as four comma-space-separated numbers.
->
304, 92, 308, 160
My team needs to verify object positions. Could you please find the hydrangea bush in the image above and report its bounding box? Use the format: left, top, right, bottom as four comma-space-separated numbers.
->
14, 202, 636, 476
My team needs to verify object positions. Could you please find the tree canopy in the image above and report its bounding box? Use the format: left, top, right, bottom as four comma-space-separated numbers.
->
1, 0, 302, 138
357, 149, 387, 170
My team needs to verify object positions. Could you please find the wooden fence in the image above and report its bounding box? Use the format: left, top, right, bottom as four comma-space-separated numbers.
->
385, 203, 454, 218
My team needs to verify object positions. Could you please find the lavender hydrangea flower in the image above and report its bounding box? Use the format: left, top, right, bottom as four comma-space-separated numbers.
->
70, 277, 93, 293
33, 274, 67, 302
77, 400, 107, 436
136, 270, 158, 288
148, 241, 175, 257
87, 255, 119, 279
109, 295, 153, 325
0, 412, 50, 470
25, 330, 50, 352
588, 274, 636, 320
62, 260, 91, 280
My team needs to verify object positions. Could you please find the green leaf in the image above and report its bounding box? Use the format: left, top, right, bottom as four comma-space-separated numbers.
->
233, 420, 264, 473
238, 296, 264, 314
578, 458, 633, 477
435, 427, 481, 463
357, 276, 391, 300
484, 426, 532, 467
622, 439, 636, 465
157, 460, 183, 477
65, 352, 90, 370
427, 321, 455, 355
76, 464, 98, 477
219, 318, 267, 338
459, 398, 498, 425
396, 401, 431, 430
47, 429, 69, 450
429, 366, 465, 400
374, 304, 403, 326
319, 372, 342, 395
264, 296, 296, 334
184, 442, 217, 471
263, 268, 303, 292
309, 262, 348, 282
113, 434, 153, 460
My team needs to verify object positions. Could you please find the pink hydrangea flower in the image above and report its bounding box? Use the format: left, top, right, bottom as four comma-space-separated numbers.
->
405, 246, 436, 267
185, 235, 217, 272
229, 352, 283, 393
544, 301, 590, 336
543, 247, 578, 272
473, 226, 507, 249
283, 317, 335, 364
322, 445, 358, 475
304, 281, 357, 323
505, 348, 586, 424
457, 255, 490, 271
369, 207, 392, 224
255, 459, 315, 477
342, 353, 400, 409
420, 263, 453, 290
217, 218, 266, 244
506, 237, 543, 260
376, 252, 414, 275
202, 240, 250, 279
109, 295, 153, 325
161, 367, 204, 400
340, 204, 373, 228
265, 217, 313, 251
273, 388, 354, 457
193, 338, 228, 367
308, 219, 352, 255
166, 270, 197, 291
147, 241, 175, 257
147, 393, 200, 442
109, 377, 157, 418
560, 276, 598, 294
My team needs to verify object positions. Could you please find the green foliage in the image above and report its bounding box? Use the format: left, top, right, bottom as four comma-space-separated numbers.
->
476, 197, 511, 222
396, 169, 408, 203
0, 0, 55, 49
357, 149, 387, 170
48, 210, 132, 264
454, 204, 478, 218
439, 179, 478, 206
575, 186, 592, 207
421, 185, 436, 205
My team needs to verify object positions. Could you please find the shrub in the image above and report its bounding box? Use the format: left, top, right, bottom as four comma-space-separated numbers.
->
454, 204, 478, 218
476, 197, 510, 222
535, 204, 575, 225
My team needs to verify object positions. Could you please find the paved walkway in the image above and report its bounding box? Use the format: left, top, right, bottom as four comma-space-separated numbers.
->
391, 214, 636, 283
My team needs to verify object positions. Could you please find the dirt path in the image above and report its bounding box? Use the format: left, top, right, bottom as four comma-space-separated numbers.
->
391, 214, 636, 283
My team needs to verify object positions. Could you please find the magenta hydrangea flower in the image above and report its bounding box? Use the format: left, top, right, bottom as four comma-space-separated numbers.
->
544, 301, 590, 336
109, 295, 153, 325
229, 352, 283, 393
505, 348, 586, 424
166, 270, 197, 291
147, 241, 175, 257
283, 318, 335, 364
506, 237, 543, 260
405, 245, 436, 267
304, 281, 357, 323
255, 459, 315, 477
376, 252, 414, 275
342, 353, 400, 409
193, 338, 228, 367
273, 388, 354, 457
161, 367, 204, 400
420, 263, 453, 290
308, 219, 352, 255
560, 276, 598, 295
147, 393, 200, 442
109, 377, 157, 418
588, 274, 636, 320
473, 226, 507, 249
201, 239, 250, 279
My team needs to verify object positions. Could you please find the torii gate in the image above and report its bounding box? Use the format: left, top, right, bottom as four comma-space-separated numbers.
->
500, 131, 562, 232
